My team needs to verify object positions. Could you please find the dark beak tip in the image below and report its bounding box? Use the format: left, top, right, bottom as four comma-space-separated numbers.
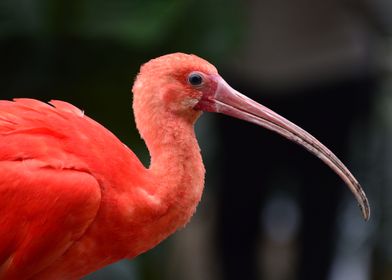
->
362, 201, 371, 221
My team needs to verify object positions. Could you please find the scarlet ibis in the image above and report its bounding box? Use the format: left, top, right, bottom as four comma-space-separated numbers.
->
0, 53, 369, 279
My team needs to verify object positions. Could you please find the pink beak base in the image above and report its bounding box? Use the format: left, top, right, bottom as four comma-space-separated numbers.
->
196, 76, 370, 221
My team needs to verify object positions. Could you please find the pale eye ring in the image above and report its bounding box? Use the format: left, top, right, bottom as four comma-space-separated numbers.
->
188, 72, 204, 87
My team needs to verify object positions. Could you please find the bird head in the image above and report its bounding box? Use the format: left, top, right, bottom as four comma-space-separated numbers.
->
133, 52, 370, 220
133, 53, 219, 122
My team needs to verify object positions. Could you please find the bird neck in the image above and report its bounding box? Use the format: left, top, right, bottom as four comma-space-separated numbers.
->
148, 115, 201, 171
139, 110, 205, 220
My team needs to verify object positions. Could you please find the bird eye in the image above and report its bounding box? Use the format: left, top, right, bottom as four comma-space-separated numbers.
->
188, 72, 204, 86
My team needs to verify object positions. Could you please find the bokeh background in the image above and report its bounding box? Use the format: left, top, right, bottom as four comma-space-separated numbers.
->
1, 0, 392, 279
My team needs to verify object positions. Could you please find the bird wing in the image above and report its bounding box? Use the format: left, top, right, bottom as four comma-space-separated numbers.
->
0, 99, 104, 279
0, 98, 145, 181
0, 160, 102, 279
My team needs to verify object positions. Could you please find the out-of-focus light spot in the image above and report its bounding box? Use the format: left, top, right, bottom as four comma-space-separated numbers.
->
262, 193, 301, 244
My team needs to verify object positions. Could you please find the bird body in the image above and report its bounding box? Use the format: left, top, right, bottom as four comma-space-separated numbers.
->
0, 53, 369, 279
0, 98, 204, 279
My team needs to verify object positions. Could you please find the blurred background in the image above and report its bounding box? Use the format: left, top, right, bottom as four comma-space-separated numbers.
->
1, 0, 392, 279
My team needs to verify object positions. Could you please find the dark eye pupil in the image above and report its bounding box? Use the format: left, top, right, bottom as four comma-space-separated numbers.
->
188, 73, 203, 86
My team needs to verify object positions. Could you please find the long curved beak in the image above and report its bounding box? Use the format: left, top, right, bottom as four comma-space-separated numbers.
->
196, 76, 370, 221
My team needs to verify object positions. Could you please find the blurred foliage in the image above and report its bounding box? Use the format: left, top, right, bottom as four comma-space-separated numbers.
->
0, 0, 243, 53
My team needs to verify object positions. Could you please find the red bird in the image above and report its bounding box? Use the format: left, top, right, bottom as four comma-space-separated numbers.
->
0, 53, 369, 279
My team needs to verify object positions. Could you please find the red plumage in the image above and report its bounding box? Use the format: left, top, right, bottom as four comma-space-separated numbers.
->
0, 54, 210, 279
